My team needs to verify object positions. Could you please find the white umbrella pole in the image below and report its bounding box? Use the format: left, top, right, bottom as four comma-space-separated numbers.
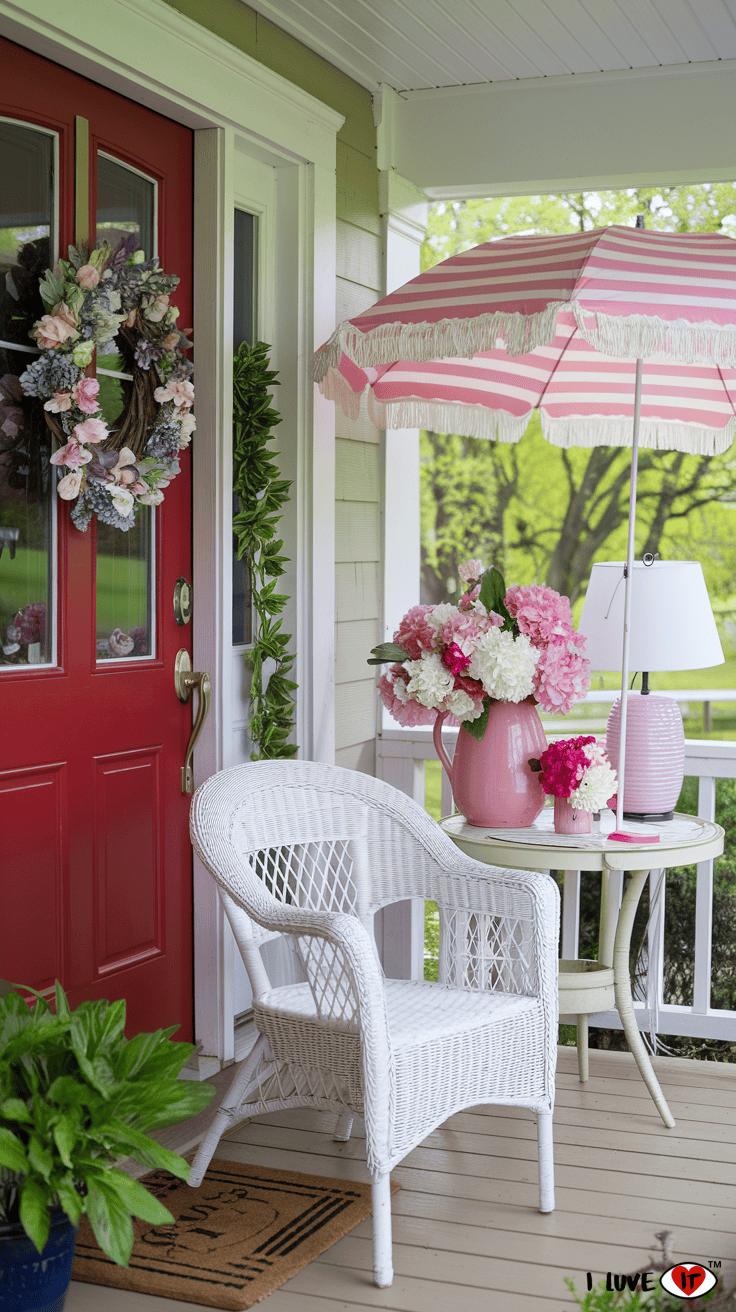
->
616, 357, 643, 831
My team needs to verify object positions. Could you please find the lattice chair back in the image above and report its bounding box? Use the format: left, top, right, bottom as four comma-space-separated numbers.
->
195, 773, 378, 1025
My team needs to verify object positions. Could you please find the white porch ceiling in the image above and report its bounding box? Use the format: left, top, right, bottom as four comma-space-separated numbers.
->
244, 0, 736, 94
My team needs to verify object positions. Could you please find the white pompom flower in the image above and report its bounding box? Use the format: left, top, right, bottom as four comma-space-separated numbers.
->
569, 755, 617, 812
467, 627, 538, 702
445, 688, 484, 722
405, 651, 455, 710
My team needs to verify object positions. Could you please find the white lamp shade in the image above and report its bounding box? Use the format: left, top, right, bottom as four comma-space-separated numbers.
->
579, 560, 725, 672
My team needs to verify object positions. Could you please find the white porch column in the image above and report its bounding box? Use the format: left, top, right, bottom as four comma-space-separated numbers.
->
375, 91, 429, 979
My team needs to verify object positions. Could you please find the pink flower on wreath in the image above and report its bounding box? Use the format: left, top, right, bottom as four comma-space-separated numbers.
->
379, 664, 435, 727
73, 377, 100, 414
505, 583, 573, 645
154, 378, 194, 409
76, 264, 100, 289
44, 391, 73, 413
394, 604, 436, 661
57, 469, 83, 500
33, 303, 78, 349
73, 416, 108, 445
50, 440, 92, 468
533, 628, 591, 714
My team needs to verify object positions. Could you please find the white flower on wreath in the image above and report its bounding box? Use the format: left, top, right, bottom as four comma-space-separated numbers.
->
136, 488, 165, 506
178, 412, 196, 449
467, 627, 538, 703
109, 485, 135, 517
405, 651, 455, 710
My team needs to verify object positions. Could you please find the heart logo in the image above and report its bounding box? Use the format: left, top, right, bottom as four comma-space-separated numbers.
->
660, 1264, 717, 1299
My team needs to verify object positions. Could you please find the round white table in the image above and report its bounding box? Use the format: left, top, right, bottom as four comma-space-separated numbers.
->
440, 809, 724, 1128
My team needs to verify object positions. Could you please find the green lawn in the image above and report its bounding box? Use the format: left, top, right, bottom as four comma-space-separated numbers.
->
1, 546, 147, 637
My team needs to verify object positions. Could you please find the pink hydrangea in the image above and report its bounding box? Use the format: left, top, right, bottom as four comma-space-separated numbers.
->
538, 736, 596, 798
379, 664, 435, 727
14, 602, 46, 645
505, 583, 574, 645
439, 610, 489, 652
394, 604, 436, 661
458, 558, 484, 584
533, 627, 591, 714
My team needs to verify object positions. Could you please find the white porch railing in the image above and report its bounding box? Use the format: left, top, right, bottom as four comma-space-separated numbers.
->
377, 724, 736, 1043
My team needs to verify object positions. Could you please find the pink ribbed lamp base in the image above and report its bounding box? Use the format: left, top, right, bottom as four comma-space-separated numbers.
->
606, 692, 685, 819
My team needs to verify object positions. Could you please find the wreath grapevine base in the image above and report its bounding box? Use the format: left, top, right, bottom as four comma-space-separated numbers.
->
19, 239, 194, 531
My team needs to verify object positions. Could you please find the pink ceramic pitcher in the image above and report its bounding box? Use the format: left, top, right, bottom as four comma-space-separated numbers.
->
433, 697, 547, 828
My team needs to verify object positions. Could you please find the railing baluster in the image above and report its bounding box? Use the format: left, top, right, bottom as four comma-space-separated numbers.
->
693, 774, 716, 1015
561, 870, 580, 960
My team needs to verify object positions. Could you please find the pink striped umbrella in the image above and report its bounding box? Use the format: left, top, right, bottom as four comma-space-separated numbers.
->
314, 225, 736, 831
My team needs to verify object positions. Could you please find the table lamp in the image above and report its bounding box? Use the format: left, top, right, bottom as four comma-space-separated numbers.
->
579, 560, 724, 820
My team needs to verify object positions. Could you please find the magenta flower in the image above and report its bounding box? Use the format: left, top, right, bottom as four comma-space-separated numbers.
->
443, 641, 472, 674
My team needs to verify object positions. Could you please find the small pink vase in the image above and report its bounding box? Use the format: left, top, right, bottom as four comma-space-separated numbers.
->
553, 796, 592, 835
433, 697, 547, 828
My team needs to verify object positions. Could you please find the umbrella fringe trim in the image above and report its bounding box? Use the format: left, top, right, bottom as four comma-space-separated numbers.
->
312, 303, 570, 381
573, 306, 736, 367
319, 364, 363, 420
542, 413, 736, 455
367, 394, 531, 442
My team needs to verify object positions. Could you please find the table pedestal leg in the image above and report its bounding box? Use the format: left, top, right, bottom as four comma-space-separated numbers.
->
614, 868, 675, 1129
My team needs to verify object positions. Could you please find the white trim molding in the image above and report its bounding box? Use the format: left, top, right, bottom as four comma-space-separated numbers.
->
1, 0, 344, 1065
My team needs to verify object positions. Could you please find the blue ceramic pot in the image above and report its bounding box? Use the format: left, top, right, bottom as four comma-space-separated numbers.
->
0, 1207, 78, 1311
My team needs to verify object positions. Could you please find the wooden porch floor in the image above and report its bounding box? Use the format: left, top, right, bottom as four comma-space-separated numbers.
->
66, 1046, 736, 1311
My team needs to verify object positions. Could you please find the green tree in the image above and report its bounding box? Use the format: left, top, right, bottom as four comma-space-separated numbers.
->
420, 184, 736, 609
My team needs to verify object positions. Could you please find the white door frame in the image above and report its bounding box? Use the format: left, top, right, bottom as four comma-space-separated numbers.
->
0, 0, 344, 1063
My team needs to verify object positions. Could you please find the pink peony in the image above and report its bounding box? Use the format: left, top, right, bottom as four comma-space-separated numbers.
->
458, 558, 484, 584
33, 304, 78, 349
394, 604, 436, 661
50, 440, 92, 468
379, 664, 435, 727
74, 377, 100, 413
73, 416, 108, 445
76, 264, 100, 289
154, 378, 194, 409
533, 628, 591, 714
505, 583, 574, 645
44, 391, 73, 413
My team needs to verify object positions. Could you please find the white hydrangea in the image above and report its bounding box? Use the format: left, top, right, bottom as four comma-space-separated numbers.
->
446, 688, 484, 722
467, 627, 538, 702
426, 603, 456, 632
569, 753, 617, 812
405, 651, 455, 709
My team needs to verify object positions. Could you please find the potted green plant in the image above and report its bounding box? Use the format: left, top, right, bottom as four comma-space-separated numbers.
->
0, 981, 215, 1311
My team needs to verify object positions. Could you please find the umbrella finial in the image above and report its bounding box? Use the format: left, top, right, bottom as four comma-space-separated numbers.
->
635, 213, 646, 229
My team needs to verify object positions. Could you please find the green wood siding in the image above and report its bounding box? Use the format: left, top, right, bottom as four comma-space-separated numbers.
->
164, 0, 382, 773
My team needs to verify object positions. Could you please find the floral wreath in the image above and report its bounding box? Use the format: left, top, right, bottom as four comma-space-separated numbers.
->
19, 239, 194, 531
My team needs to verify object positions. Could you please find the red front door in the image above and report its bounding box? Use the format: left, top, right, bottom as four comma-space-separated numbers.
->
0, 39, 194, 1038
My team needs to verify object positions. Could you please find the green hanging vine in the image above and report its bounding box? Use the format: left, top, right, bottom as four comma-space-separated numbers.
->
232, 341, 297, 759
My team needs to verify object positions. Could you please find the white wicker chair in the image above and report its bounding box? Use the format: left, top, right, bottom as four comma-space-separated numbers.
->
188, 760, 559, 1287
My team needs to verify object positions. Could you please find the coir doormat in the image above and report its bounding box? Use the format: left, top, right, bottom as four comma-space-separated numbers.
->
72, 1158, 398, 1309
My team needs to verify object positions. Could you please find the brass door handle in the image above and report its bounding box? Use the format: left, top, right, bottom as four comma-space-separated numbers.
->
175, 649, 211, 793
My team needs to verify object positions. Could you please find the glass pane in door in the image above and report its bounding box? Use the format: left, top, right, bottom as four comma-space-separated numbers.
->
95, 512, 153, 659
95, 154, 156, 662
0, 121, 55, 667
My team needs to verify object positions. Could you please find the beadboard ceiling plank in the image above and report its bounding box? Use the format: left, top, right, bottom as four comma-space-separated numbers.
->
690, 0, 736, 58
650, 0, 720, 61
612, 0, 690, 64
